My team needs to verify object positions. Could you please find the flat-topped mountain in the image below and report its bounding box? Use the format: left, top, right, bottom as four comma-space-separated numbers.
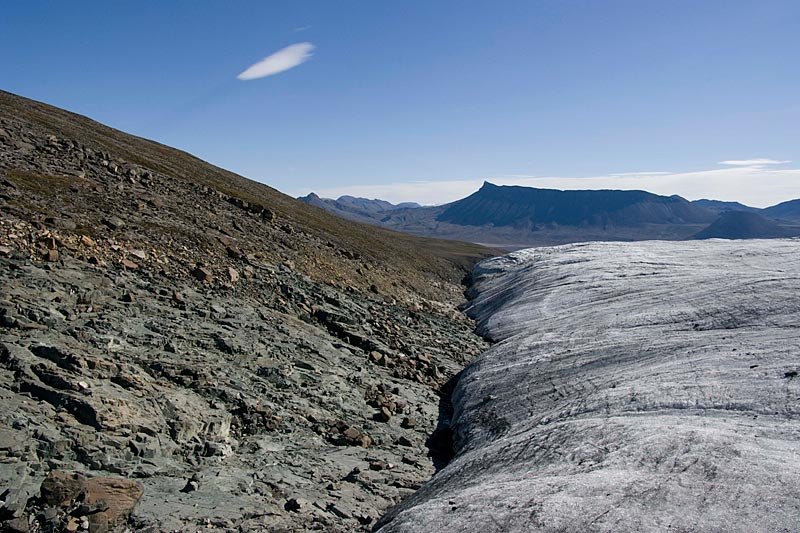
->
0, 90, 496, 533
437, 181, 715, 227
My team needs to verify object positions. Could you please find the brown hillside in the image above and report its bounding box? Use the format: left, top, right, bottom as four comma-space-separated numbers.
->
0, 89, 497, 304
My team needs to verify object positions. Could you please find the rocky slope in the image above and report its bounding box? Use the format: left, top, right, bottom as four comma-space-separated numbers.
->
0, 90, 497, 532
377, 239, 800, 532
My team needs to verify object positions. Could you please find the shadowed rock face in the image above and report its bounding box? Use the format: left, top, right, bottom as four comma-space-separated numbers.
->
376, 239, 800, 532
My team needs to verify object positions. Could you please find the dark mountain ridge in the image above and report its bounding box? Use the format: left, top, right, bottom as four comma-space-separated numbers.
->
437, 181, 715, 228
298, 192, 420, 225
692, 198, 761, 214
337, 195, 421, 211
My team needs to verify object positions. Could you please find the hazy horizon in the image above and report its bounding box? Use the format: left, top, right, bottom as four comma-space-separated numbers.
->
2, 1, 798, 207
297, 168, 798, 209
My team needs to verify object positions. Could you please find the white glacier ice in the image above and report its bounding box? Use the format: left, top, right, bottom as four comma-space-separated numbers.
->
377, 239, 800, 532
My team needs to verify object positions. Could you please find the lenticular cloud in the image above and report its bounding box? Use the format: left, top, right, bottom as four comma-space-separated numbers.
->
237, 42, 315, 80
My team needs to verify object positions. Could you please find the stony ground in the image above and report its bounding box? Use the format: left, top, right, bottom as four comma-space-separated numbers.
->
0, 91, 493, 532
377, 240, 800, 532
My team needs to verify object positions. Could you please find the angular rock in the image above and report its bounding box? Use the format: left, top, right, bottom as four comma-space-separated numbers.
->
102, 216, 124, 230
120, 259, 138, 270
376, 407, 392, 423
191, 266, 213, 283
39, 470, 86, 506
83, 475, 143, 529
395, 436, 413, 447
285, 497, 308, 513
2, 517, 29, 533
400, 417, 416, 429
329, 502, 353, 519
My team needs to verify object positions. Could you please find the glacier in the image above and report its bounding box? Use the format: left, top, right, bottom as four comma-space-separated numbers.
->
376, 239, 800, 532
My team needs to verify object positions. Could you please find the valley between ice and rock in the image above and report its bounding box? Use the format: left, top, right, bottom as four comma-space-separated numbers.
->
376, 239, 800, 532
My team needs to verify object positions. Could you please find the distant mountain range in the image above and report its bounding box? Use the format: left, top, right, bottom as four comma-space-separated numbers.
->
298, 192, 421, 226
300, 182, 800, 248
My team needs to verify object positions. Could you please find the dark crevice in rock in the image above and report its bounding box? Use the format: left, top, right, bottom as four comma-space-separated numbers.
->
18, 379, 102, 430
426, 370, 461, 473
30, 345, 83, 371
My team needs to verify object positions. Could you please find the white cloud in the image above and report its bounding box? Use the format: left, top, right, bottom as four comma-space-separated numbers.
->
294, 164, 800, 208
608, 171, 672, 177
718, 158, 790, 166
237, 43, 314, 80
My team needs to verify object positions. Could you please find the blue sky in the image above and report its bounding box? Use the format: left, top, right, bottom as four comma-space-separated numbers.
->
2, 1, 798, 206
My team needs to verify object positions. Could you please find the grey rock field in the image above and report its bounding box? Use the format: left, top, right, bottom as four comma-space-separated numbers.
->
0, 90, 494, 532
377, 239, 800, 532
0, 251, 482, 532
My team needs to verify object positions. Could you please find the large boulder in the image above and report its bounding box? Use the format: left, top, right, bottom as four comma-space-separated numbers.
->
38, 470, 143, 532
